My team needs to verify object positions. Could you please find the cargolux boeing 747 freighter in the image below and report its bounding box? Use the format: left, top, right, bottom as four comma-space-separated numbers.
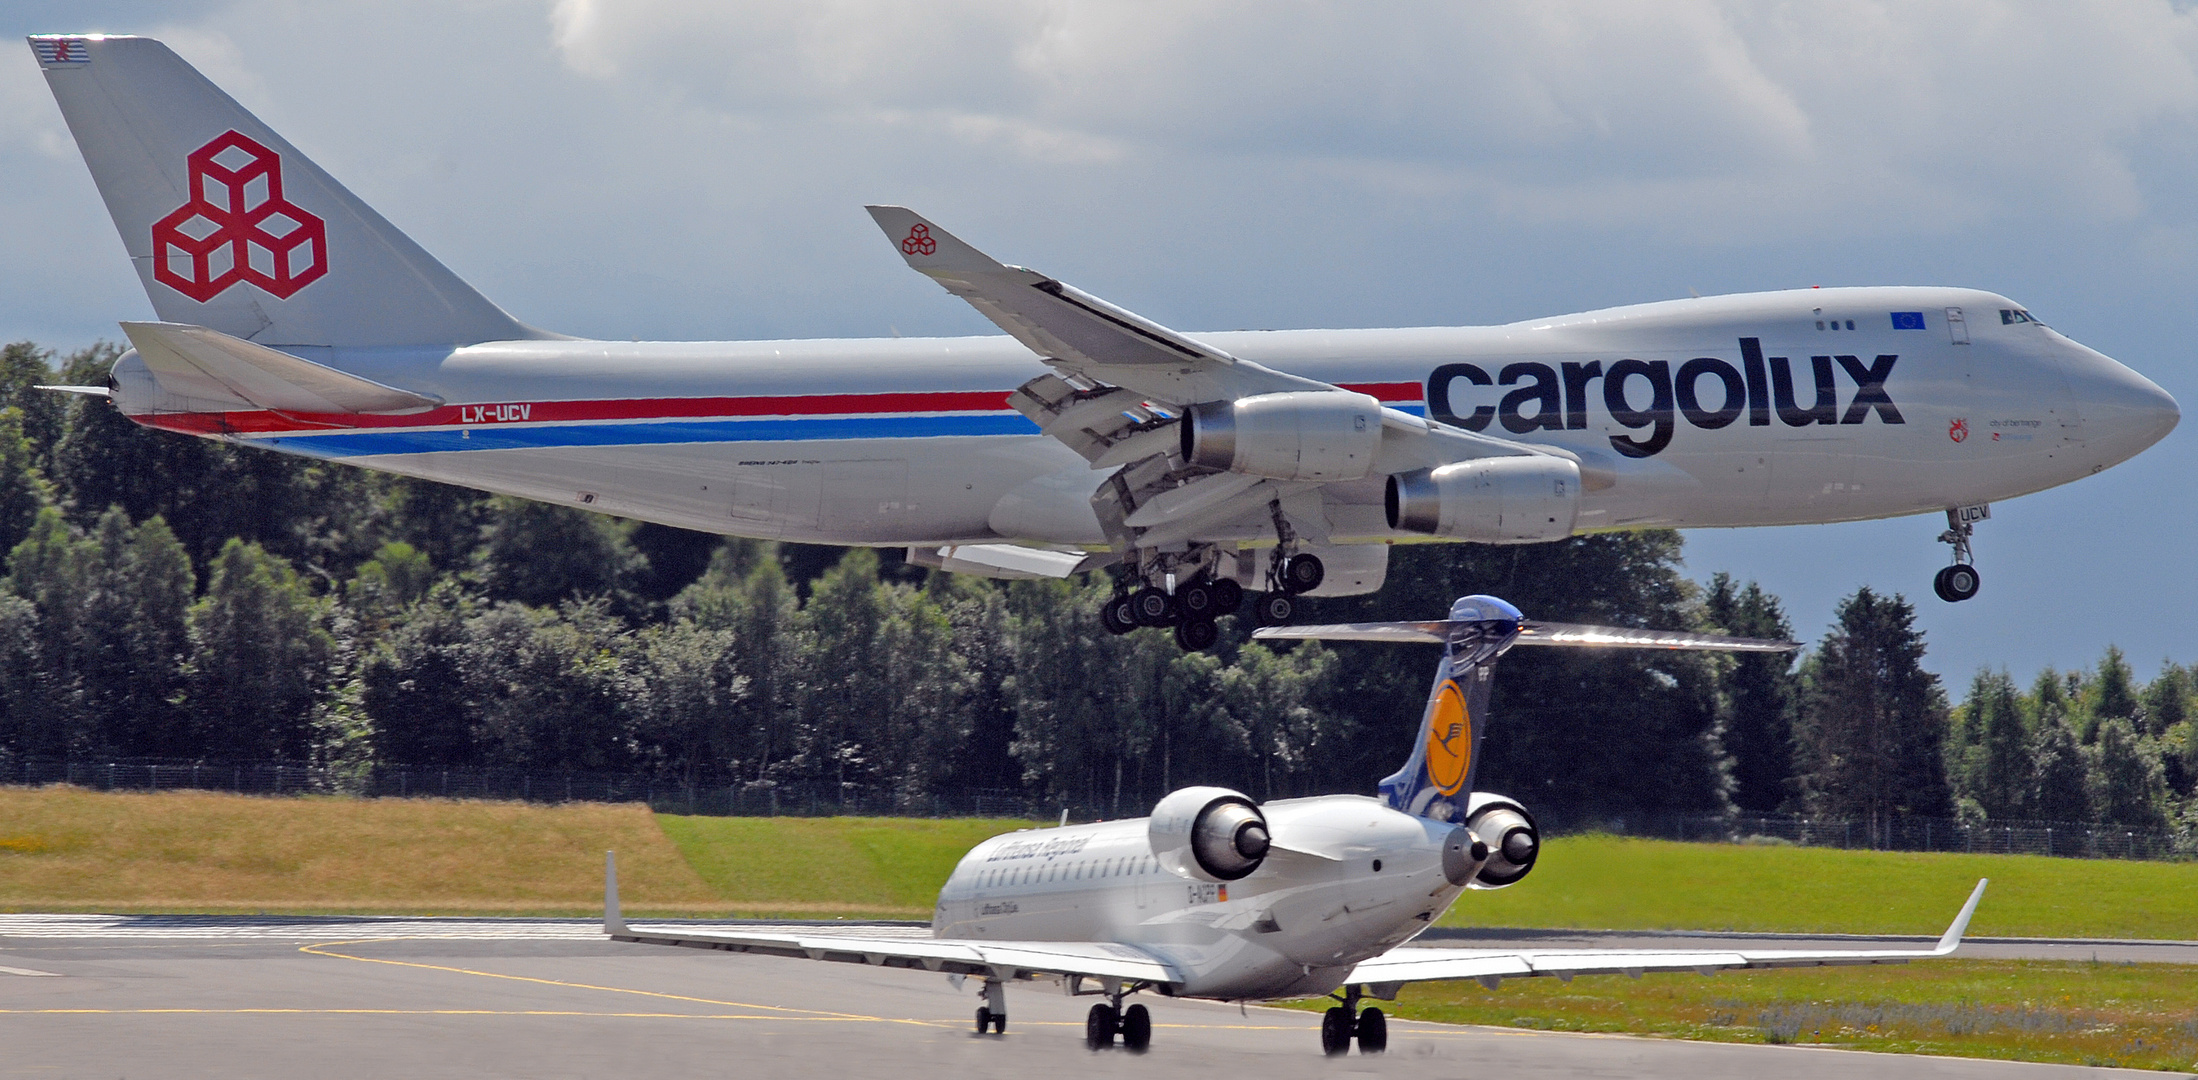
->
29, 35, 2179, 649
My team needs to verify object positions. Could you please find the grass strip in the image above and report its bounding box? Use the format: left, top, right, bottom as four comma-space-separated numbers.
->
655, 814, 1035, 919
1448, 835, 2198, 939
1282, 959, 2198, 1072
0, 785, 717, 915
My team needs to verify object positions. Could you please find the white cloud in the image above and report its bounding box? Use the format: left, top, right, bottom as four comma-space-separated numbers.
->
543, 0, 2198, 238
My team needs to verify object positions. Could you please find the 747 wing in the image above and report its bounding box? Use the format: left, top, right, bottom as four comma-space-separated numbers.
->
865, 207, 1558, 555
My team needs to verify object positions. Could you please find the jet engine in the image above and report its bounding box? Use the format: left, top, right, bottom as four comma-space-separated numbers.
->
1181, 391, 1382, 482
1385, 456, 1580, 543
1463, 794, 1540, 888
1148, 786, 1272, 882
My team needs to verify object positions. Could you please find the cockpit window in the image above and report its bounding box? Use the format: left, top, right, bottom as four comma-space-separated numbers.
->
2000, 309, 2044, 326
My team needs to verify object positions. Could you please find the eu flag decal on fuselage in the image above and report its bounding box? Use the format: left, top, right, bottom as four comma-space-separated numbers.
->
1890, 311, 1927, 330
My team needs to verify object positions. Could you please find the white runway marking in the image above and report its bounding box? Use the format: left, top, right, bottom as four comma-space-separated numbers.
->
0, 964, 60, 976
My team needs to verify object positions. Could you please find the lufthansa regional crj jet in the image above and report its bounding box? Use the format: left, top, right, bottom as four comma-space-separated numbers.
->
30, 36, 2179, 649
602, 593, 1989, 1056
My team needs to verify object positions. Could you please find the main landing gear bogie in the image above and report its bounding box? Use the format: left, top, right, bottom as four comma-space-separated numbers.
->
1320, 1004, 1387, 1056
1084, 1001, 1151, 1053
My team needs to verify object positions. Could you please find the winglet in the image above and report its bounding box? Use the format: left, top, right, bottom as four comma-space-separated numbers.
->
864, 206, 1017, 277
604, 850, 629, 936
1934, 878, 1988, 955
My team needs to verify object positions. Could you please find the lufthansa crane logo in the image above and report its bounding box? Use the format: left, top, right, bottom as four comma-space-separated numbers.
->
1424, 680, 1473, 796
152, 130, 328, 302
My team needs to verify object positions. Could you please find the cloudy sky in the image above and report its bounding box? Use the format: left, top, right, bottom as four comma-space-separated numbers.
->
4, 1, 2194, 685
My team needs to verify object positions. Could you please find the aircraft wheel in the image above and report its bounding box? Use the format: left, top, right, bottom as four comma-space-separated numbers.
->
1281, 553, 1325, 594
1100, 595, 1137, 636
1120, 1003, 1152, 1053
1356, 1007, 1387, 1054
975, 1006, 992, 1034
993, 1011, 1006, 1034
1084, 1003, 1118, 1050
1174, 617, 1218, 652
1210, 577, 1244, 614
1320, 1006, 1355, 1056
1255, 593, 1295, 627
1934, 563, 1981, 603
1176, 581, 1218, 621
1130, 586, 1176, 627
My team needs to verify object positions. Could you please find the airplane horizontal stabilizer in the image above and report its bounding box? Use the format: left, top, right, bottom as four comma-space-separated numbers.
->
1255, 620, 1797, 653
120, 321, 443, 415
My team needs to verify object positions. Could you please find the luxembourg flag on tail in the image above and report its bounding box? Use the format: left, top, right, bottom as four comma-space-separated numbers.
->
30, 36, 95, 66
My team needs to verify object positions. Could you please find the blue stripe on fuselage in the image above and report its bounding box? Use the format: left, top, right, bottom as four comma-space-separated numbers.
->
240, 404, 1429, 459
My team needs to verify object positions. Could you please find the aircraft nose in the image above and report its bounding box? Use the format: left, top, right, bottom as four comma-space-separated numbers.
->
2069, 348, 2179, 465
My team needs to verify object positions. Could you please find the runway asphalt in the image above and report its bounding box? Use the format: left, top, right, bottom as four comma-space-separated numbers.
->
1, 916, 2186, 1079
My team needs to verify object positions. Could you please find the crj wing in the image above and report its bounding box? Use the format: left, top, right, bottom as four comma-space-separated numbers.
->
603, 593, 1987, 1056
32, 34, 2177, 653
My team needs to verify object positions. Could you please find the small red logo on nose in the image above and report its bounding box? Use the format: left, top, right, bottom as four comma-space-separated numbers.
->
151, 130, 328, 302
901, 223, 937, 257
1948, 418, 1969, 443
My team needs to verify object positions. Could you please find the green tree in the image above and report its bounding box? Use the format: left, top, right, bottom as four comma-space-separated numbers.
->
82, 510, 196, 757
0, 407, 54, 558
1948, 669, 2028, 821
1705, 573, 1797, 813
472, 497, 648, 611
186, 539, 334, 760
346, 540, 436, 617
462, 600, 634, 771
0, 593, 46, 765
359, 583, 480, 767
2025, 706, 2091, 822
2085, 717, 2170, 829
630, 620, 748, 788
1793, 587, 1951, 841
0, 342, 66, 471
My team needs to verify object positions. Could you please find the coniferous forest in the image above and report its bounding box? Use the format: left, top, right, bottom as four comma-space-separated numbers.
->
1, 342, 2193, 832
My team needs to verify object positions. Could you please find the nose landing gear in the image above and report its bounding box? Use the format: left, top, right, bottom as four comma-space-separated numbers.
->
1933, 505, 1988, 603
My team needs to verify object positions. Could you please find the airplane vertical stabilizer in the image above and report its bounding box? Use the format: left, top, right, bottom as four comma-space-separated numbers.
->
30, 34, 551, 349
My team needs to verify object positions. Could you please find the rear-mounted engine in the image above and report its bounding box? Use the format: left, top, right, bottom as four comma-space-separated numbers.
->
1148, 786, 1271, 882
1463, 796, 1539, 888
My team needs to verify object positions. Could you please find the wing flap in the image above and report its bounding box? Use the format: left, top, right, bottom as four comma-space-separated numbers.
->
611, 923, 1178, 983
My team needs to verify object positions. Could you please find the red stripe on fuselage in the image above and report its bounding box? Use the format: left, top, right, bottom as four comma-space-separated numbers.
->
132, 383, 1426, 438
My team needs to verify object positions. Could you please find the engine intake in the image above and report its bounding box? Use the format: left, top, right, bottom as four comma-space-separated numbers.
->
1464, 798, 1539, 888
1182, 391, 1382, 482
1148, 786, 1271, 882
1386, 456, 1581, 543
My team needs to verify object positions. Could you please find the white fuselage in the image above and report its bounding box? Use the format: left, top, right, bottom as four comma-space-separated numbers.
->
113, 286, 2177, 549
931, 796, 1465, 1000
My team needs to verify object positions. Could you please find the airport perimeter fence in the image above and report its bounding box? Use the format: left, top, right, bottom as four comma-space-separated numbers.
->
1532, 806, 2197, 862
6, 758, 2193, 861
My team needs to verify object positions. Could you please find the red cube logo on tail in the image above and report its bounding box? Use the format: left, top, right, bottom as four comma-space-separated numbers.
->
152, 131, 327, 302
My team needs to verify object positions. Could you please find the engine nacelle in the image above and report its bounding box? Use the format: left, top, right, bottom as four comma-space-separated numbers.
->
1182, 391, 1382, 482
1463, 793, 1539, 888
1148, 786, 1271, 882
1385, 456, 1581, 543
